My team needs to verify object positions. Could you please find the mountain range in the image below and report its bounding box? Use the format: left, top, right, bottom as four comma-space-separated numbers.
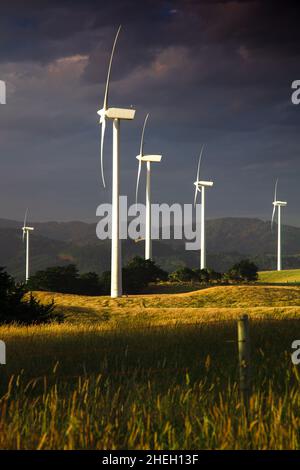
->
1, 217, 300, 280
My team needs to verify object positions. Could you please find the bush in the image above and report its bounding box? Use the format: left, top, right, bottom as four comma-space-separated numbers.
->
227, 259, 258, 282
0, 267, 59, 325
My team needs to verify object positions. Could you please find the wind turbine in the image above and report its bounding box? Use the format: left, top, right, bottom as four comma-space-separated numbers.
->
22, 209, 34, 282
135, 113, 162, 260
271, 179, 287, 271
97, 25, 136, 298
193, 146, 214, 270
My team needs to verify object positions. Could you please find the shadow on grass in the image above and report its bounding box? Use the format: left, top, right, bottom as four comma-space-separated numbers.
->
56, 305, 111, 323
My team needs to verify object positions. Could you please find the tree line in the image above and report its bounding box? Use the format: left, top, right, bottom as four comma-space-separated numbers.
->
27, 257, 258, 295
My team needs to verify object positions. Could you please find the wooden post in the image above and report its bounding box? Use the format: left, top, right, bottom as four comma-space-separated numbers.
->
0, 340, 6, 365
237, 315, 250, 406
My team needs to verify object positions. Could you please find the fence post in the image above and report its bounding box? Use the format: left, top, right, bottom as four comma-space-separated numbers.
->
237, 314, 250, 406
0, 340, 6, 365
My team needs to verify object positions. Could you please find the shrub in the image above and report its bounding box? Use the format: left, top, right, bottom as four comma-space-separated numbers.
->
0, 267, 59, 325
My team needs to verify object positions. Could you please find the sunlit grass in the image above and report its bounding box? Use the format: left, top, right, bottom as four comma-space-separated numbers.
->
1, 285, 300, 449
32, 285, 300, 326
259, 269, 300, 284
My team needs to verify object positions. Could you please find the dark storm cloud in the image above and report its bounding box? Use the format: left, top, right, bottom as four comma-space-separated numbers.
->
0, 0, 300, 225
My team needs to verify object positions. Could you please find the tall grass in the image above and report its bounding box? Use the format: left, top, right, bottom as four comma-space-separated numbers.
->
0, 320, 299, 449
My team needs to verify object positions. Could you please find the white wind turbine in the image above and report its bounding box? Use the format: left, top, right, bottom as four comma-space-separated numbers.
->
271, 179, 287, 271
22, 209, 34, 282
193, 146, 214, 270
135, 114, 162, 260
97, 25, 136, 298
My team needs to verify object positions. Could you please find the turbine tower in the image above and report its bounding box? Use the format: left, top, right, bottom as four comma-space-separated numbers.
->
22, 209, 34, 283
97, 25, 136, 298
135, 114, 162, 260
271, 179, 287, 271
193, 146, 214, 270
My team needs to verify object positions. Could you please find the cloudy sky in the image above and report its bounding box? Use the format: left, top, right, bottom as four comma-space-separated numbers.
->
0, 0, 300, 225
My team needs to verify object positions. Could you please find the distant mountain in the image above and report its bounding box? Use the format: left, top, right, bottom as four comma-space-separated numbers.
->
1, 217, 300, 280
206, 217, 300, 255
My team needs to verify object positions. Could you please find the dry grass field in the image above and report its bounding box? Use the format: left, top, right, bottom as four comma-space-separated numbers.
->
32, 284, 300, 325
0, 284, 300, 449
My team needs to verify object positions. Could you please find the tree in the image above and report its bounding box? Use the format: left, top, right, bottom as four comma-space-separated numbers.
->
28, 264, 103, 295
207, 269, 223, 283
101, 271, 111, 295
28, 264, 79, 293
122, 257, 168, 294
78, 272, 103, 296
227, 259, 258, 282
0, 267, 58, 325
193, 268, 210, 284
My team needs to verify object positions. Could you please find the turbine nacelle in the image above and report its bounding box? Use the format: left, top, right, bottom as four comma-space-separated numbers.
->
22, 227, 34, 232
194, 180, 214, 188
135, 114, 163, 209
97, 107, 136, 121
273, 201, 287, 207
136, 154, 162, 163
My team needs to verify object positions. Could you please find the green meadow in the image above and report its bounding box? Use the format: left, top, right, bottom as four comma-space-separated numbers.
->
259, 269, 300, 284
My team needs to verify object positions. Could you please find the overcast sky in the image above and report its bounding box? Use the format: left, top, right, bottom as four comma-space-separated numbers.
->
0, 0, 300, 225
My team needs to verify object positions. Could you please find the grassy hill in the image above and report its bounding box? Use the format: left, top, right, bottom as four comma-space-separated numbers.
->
259, 269, 300, 284
33, 284, 300, 326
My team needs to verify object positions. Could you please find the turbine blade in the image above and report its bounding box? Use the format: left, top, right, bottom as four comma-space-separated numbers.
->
193, 185, 198, 208
274, 178, 278, 203
23, 208, 28, 230
194, 145, 204, 207
271, 204, 276, 231
196, 145, 205, 182
271, 179, 278, 231
22, 229, 25, 242
140, 113, 149, 156
99, 25, 121, 189
103, 25, 121, 111
100, 116, 106, 188
135, 160, 142, 210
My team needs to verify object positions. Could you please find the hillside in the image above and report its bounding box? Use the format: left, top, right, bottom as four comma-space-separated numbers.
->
259, 269, 300, 284
1, 217, 300, 279
33, 284, 300, 326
